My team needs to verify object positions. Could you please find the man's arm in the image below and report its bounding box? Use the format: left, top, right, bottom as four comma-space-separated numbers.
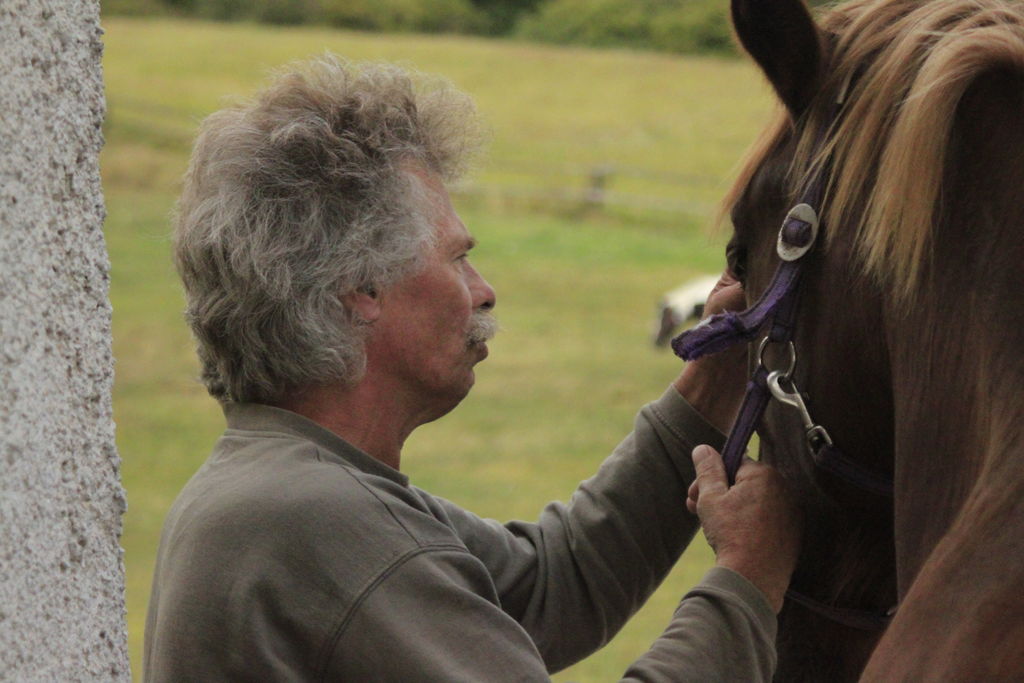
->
434, 391, 799, 677
437, 384, 726, 670
619, 448, 802, 681
623, 566, 779, 681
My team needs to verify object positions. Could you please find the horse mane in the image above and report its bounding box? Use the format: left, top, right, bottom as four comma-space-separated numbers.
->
723, 0, 1024, 299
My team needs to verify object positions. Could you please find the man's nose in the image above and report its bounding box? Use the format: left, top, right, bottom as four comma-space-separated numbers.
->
471, 266, 496, 311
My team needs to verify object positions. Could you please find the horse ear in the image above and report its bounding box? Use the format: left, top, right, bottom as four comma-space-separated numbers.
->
732, 0, 823, 117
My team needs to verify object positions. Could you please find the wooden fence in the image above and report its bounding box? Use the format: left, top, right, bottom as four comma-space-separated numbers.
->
108, 95, 726, 218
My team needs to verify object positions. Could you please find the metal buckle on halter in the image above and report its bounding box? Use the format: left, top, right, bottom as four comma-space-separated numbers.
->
776, 203, 820, 262
756, 337, 797, 376
757, 338, 835, 458
767, 370, 834, 458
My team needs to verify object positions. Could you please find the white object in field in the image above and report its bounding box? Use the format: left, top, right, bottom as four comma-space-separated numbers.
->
653, 275, 721, 347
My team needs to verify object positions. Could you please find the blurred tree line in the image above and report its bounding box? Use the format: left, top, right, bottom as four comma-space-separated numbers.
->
102, 0, 832, 56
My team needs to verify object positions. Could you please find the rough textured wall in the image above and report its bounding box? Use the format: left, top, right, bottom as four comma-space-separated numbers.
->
0, 0, 129, 678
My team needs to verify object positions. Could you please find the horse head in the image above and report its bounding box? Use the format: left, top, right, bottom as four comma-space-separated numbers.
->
723, 0, 1024, 678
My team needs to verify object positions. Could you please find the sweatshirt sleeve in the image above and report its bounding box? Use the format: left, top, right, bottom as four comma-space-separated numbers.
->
623, 567, 777, 682
434, 386, 775, 677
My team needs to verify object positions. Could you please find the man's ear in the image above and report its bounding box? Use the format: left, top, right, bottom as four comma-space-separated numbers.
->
731, 0, 823, 118
343, 286, 381, 324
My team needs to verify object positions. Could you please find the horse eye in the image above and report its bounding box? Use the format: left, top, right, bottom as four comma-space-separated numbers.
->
726, 241, 748, 283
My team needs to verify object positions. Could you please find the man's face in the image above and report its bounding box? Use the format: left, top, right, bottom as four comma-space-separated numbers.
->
366, 169, 497, 420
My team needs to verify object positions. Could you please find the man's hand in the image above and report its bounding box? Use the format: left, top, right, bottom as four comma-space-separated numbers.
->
672, 270, 747, 432
686, 445, 802, 613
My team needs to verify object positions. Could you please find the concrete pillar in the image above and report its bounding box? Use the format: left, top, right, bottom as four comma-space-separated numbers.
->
0, 0, 129, 678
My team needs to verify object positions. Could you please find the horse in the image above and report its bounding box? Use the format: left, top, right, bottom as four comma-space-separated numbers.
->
718, 0, 1024, 678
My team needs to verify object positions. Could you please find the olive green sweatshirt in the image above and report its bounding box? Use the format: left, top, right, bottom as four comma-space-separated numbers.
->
144, 387, 777, 681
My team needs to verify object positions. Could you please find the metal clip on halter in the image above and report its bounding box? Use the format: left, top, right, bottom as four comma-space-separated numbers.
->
766, 370, 834, 457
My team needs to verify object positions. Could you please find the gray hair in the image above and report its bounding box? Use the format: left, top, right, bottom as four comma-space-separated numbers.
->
174, 55, 483, 403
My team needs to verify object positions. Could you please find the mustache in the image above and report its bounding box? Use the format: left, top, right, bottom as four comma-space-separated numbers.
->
467, 310, 499, 345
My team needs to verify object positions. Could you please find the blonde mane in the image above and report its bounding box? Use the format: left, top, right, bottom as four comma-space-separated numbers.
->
725, 0, 1024, 297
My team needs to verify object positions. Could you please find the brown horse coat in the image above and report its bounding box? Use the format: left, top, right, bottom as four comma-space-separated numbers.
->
723, 0, 1024, 679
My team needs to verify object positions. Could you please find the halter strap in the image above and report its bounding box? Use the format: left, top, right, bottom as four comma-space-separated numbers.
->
718, 366, 773, 478
813, 444, 894, 498
784, 587, 896, 631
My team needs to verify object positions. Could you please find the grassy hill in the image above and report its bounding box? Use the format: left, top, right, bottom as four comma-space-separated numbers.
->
101, 16, 774, 680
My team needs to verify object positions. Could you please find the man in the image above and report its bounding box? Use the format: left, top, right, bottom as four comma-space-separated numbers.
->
145, 56, 801, 681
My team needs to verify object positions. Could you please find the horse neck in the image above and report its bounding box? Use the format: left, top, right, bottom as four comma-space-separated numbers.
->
883, 68, 1024, 595
872, 201, 1024, 676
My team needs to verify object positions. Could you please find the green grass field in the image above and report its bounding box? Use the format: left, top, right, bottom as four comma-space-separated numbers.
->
102, 16, 773, 680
